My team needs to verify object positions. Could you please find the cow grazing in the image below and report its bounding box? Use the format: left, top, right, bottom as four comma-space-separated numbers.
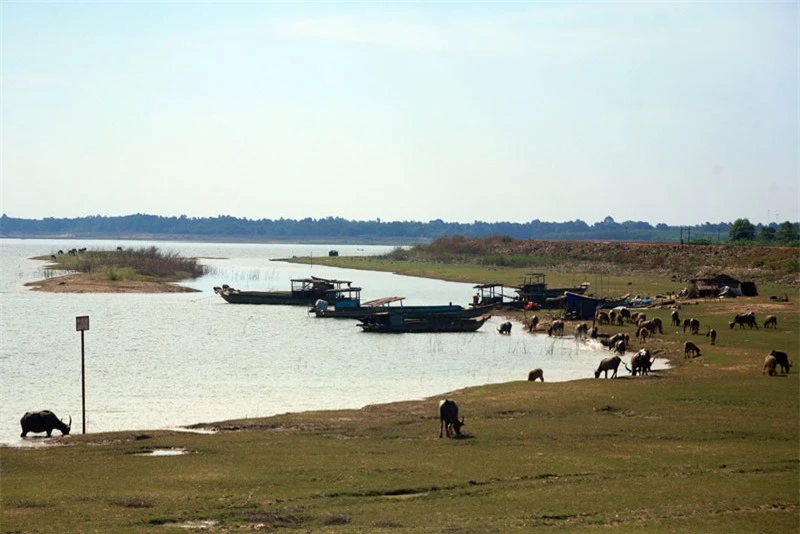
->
684, 341, 701, 358
439, 400, 465, 438
528, 368, 544, 382
595, 311, 610, 325
769, 350, 792, 374
20, 411, 71, 437
527, 315, 539, 332
670, 309, 681, 327
497, 321, 512, 335
763, 315, 778, 329
594, 355, 622, 379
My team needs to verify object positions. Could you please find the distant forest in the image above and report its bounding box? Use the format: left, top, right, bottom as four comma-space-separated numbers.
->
1, 213, 798, 246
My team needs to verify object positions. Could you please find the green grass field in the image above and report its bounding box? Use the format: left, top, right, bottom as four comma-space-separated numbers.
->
3, 246, 798, 532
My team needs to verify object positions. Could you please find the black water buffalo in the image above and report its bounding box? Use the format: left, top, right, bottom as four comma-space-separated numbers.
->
439, 400, 464, 438
706, 328, 717, 346
684, 341, 701, 358
497, 321, 512, 335
528, 368, 544, 382
769, 350, 792, 374
20, 411, 71, 437
629, 348, 655, 376
730, 312, 757, 329
594, 355, 622, 379
682, 318, 700, 334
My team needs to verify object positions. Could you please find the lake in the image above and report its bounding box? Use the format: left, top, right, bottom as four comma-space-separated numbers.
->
1, 238, 630, 447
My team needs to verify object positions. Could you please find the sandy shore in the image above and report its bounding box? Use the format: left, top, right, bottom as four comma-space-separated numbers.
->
24, 274, 200, 293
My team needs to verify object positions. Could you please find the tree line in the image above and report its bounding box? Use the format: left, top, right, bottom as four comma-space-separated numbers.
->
0, 213, 797, 246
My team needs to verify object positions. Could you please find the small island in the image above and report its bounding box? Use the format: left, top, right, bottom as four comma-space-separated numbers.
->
26, 246, 205, 293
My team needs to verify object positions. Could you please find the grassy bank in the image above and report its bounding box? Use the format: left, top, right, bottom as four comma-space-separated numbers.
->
2, 241, 799, 532
27, 246, 205, 293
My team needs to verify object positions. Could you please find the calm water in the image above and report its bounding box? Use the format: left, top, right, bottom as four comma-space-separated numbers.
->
1, 238, 627, 447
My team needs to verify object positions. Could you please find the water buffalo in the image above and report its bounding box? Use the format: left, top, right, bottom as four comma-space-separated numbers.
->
497, 321, 512, 335
650, 317, 663, 334
763, 315, 778, 329
20, 411, 71, 437
636, 326, 650, 344
602, 332, 629, 350
763, 354, 778, 376
684, 341, 701, 358
594, 355, 622, 379
574, 323, 589, 340
595, 311, 610, 325
439, 399, 464, 438
706, 328, 717, 346
683, 318, 700, 334
769, 350, 792, 374
629, 348, 655, 376
730, 312, 758, 329
547, 319, 564, 337
528, 368, 544, 382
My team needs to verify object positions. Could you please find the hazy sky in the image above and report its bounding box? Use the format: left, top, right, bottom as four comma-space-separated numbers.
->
1, 2, 797, 226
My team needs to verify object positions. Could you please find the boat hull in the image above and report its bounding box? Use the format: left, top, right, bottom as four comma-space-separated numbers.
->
358, 313, 491, 333
315, 304, 494, 319
218, 290, 316, 305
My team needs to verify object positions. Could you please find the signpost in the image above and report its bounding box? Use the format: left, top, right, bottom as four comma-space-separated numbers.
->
76, 315, 89, 434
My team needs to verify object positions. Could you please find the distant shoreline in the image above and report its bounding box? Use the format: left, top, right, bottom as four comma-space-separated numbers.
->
0, 233, 420, 246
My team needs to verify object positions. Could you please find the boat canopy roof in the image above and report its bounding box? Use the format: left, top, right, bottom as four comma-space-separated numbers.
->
292, 276, 353, 285
361, 296, 405, 306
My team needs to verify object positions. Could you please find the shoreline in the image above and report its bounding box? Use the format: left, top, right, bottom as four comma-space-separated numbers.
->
1, 323, 673, 449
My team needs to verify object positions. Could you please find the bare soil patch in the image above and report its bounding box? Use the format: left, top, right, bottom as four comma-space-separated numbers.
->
25, 274, 199, 294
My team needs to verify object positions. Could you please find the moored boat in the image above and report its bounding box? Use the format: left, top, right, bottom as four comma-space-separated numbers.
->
214, 276, 360, 306
312, 296, 494, 319
515, 273, 589, 309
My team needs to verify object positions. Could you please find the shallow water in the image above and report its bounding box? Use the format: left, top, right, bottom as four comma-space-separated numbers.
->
0, 238, 652, 447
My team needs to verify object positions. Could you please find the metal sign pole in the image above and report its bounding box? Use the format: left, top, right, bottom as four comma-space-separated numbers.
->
76, 316, 90, 434
80, 330, 86, 434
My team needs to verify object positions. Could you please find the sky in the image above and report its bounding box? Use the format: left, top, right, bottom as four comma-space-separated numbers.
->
1, 1, 798, 227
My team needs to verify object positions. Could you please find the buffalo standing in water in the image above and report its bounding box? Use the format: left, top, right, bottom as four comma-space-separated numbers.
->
20, 410, 71, 437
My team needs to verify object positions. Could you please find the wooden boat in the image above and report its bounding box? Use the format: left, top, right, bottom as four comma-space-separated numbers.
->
357, 313, 492, 333
214, 276, 360, 306
515, 273, 589, 310
312, 296, 493, 319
